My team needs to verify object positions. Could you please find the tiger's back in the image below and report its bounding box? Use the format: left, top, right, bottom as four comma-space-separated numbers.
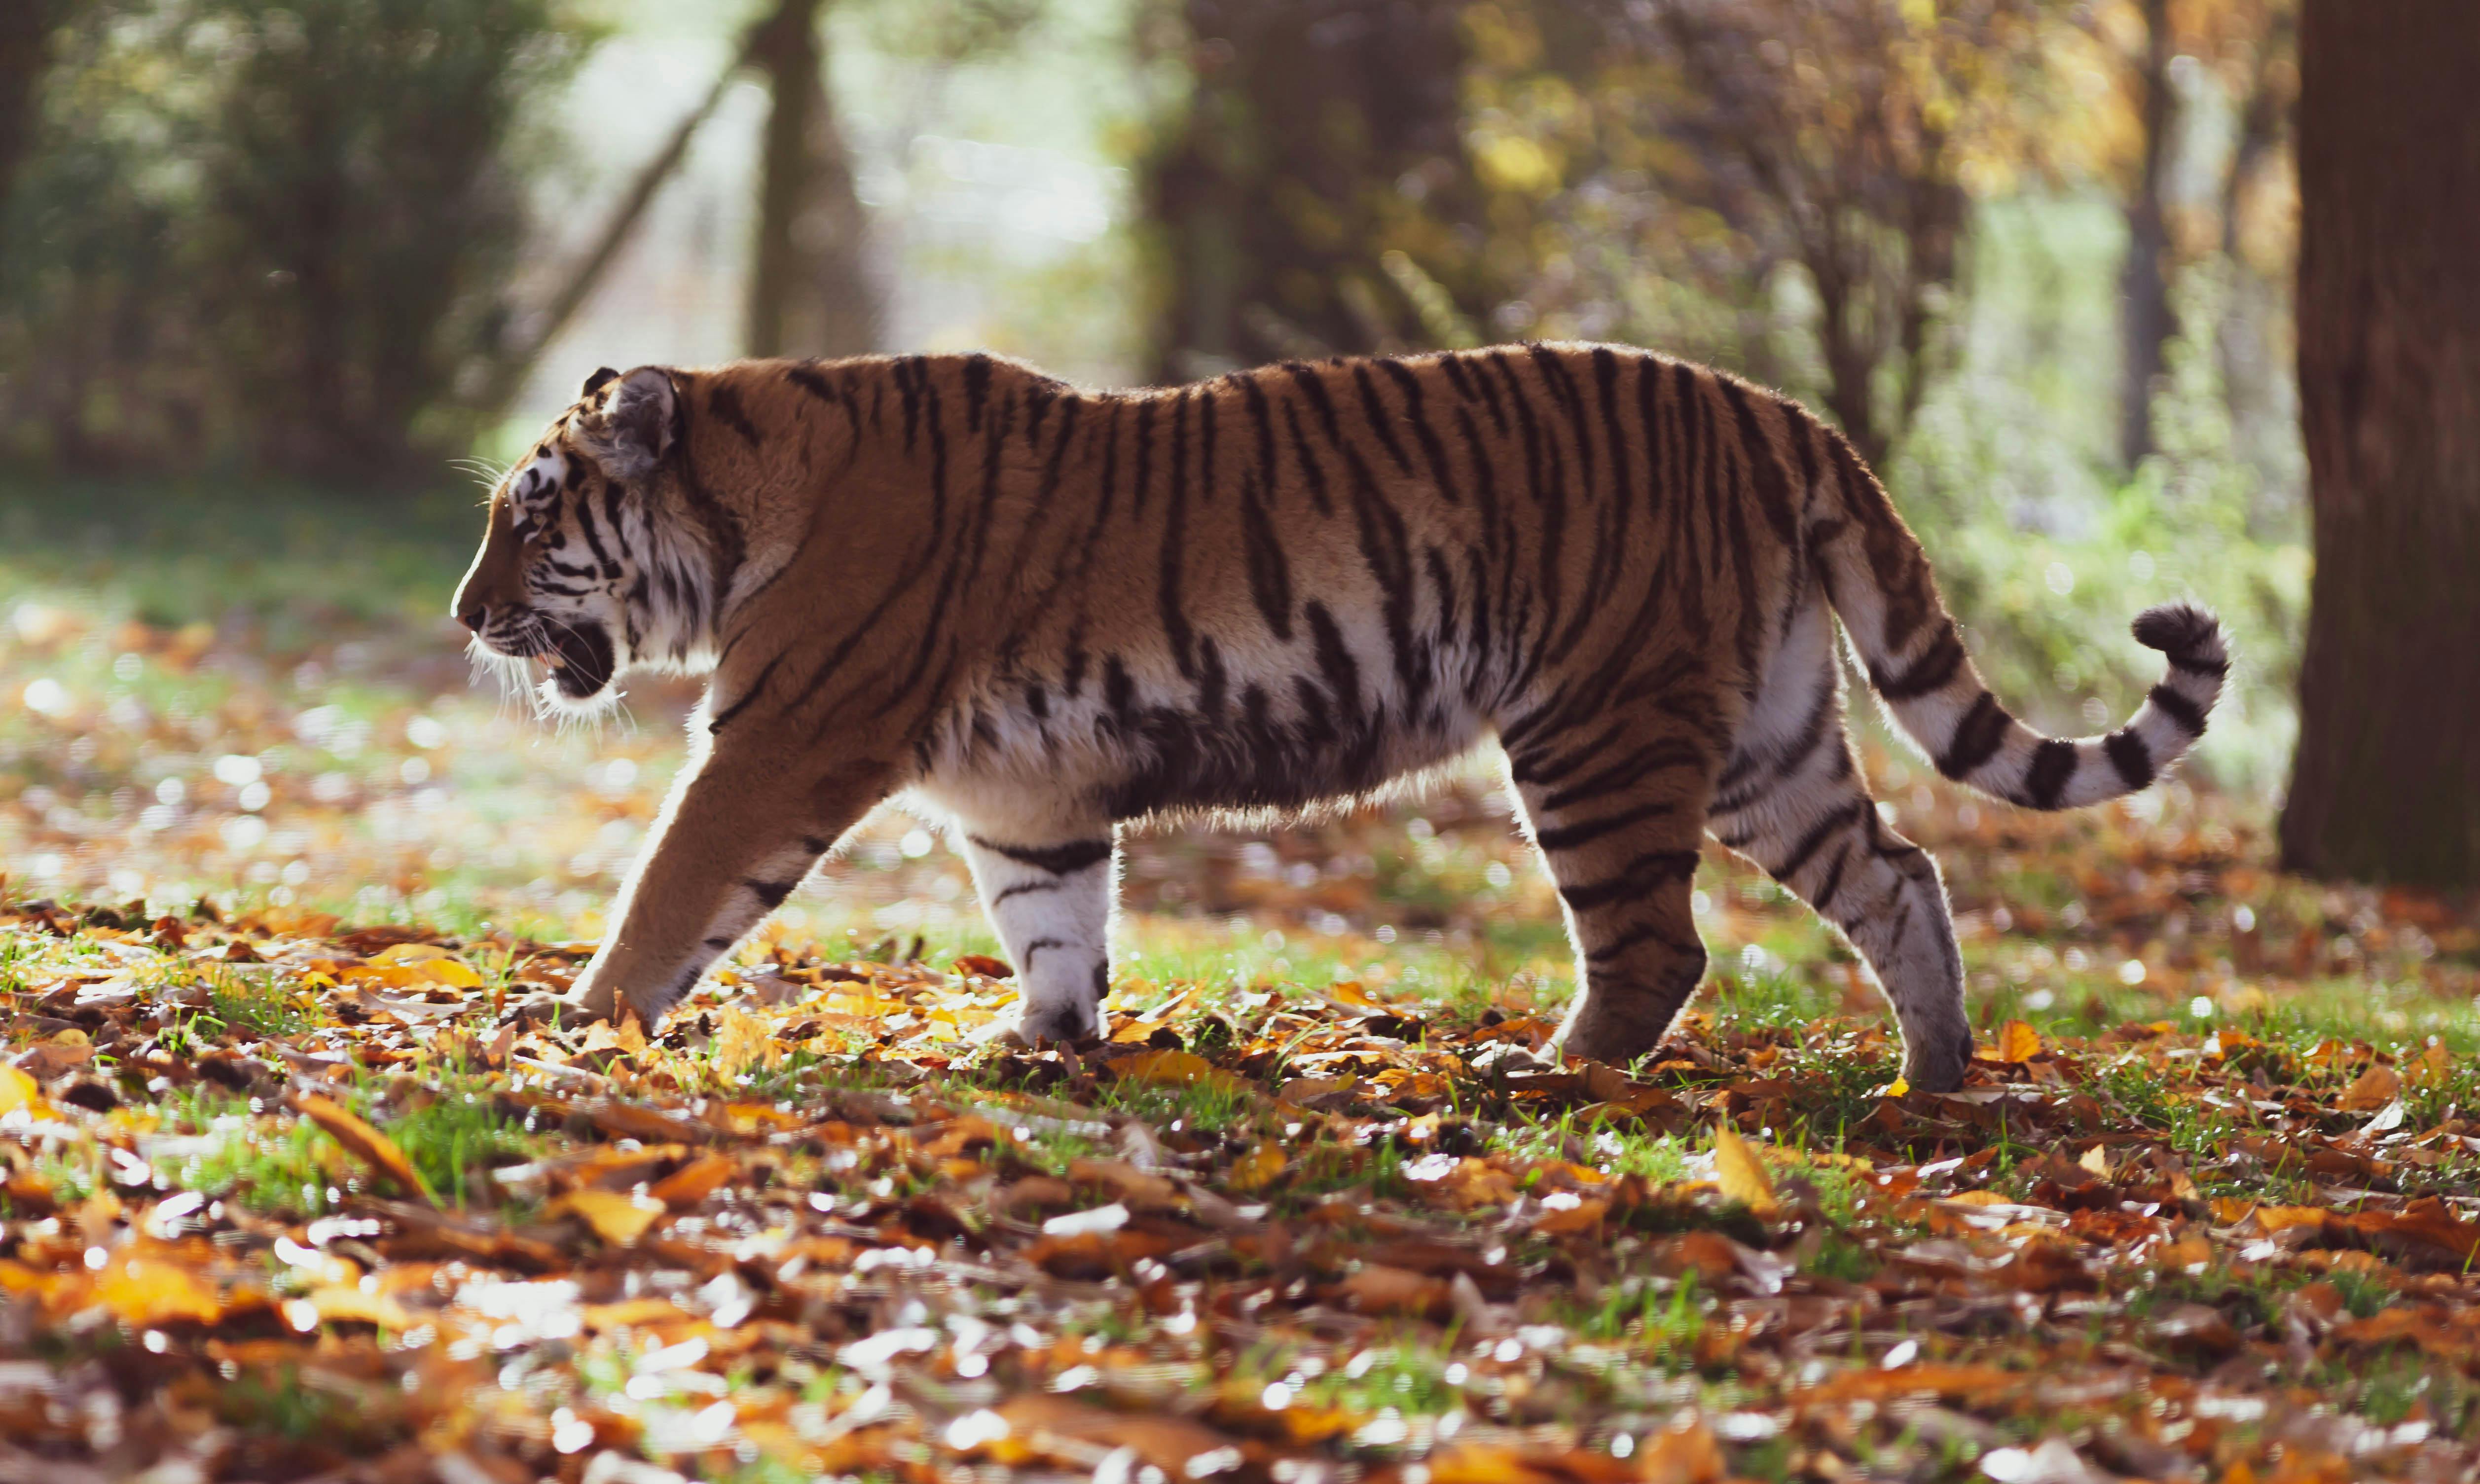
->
457, 344, 2225, 1090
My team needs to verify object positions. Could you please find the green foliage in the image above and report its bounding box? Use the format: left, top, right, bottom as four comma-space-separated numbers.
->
0, 0, 592, 477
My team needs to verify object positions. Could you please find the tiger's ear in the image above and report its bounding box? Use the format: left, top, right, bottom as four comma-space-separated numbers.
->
580, 366, 677, 480
582, 365, 620, 398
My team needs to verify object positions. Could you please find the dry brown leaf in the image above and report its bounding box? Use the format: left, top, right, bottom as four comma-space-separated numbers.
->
646, 1152, 738, 1209
2340, 1063, 2402, 1111
1339, 1263, 1451, 1317
1711, 1124, 1779, 1217
290, 1091, 433, 1205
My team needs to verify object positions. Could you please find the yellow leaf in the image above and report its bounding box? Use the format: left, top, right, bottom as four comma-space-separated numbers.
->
0, 1065, 45, 1117
366, 943, 484, 988
301, 1284, 416, 1330
1227, 1144, 1286, 1194
1997, 1019, 2042, 1063
2079, 1144, 2111, 1179
1712, 1124, 1779, 1217
290, 1092, 435, 1205
93, 1253, 224, 1326
552, 1189, 667, 1245
370, 943, 451, 964
712, 1008, 781, 1077
1109, 1049, 1249, 1096
1877, 1077, 1911, 1099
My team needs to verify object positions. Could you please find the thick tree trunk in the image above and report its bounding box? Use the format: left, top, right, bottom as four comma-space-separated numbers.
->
0, 1, 57, 220
745, 0, 875, 360
1145, 0, 1488, 382
2278, 0, 2480, 886
2117, 0, 2175, 471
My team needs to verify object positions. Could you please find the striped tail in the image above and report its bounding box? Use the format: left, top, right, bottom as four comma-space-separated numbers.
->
1812, 439, 2228, 811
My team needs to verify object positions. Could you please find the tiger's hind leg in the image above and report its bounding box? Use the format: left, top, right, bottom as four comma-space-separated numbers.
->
1711, 709, 1974, 1092
1506, 709, 1719, 1069
957, 823, 1117, 1043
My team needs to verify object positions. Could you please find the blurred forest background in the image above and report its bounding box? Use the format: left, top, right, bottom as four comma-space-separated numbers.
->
0, 0, 2467, 948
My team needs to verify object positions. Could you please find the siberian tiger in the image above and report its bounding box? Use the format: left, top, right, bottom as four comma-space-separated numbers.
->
453, 348, 2225, 1092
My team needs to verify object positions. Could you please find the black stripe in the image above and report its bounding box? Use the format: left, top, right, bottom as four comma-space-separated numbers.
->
1872, 626, 1966, 701
2105, 727, 2155, 790
707, 653, 785, 732
2023, 737, 2080, 810
1541, 739, 1706, 815
1378, 359, 1462, 506
703, 936, 733, 949
1533, 798, 1676, 854
1584, 918, 1702, 966
1131, 398, 1157, 520
1018, 936, 1065, 969
1285, 361, 1341, 441
1810, 841, 1853, 915
894, 356, 923, 452
1351, 363, 1415, 474
1556, 849, 1700, 913
745, 878, 799, 909
1280, 400, 1333, 516
992, 877, 1064, 906
2167, 652, 2229, 679
969, 835, 1113, 875
1935, 691, 2010, 780
963, 353, 993, 433
707, 384, 761, 446
1240, 470, 1296, 642
1772, 798, 1868, 882
2147, 682, 2207, 736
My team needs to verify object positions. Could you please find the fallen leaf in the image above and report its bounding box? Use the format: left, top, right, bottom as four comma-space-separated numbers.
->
1711, 1124, 1779, 1217
92, 1251, 224, 1326
1997, 1018, 2042, 1063
646, 1153, 737, 1210
1227, 1143, 1286, 1193
550, 1188, 666, 1245
0, 1065, 48, 1118
289, 1092, 434, 1205
2340, 1063, 2401, 1111
1108, 1048, 1251, 1096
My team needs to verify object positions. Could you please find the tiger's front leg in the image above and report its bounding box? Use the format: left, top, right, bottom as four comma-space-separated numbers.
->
567, 737, 895, 1025
955, 822, 1117, 1043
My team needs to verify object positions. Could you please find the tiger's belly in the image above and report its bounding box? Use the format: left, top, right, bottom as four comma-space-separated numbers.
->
911, 662, 1492, 832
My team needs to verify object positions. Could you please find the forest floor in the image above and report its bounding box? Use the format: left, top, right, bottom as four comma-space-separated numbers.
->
5, 484, 2480, 1483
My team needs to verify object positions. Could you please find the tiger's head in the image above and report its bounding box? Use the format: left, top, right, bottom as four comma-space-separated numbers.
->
453, 364, 715, 712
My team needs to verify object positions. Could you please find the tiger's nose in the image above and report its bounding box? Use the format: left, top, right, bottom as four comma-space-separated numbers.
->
457, 603, 488, 632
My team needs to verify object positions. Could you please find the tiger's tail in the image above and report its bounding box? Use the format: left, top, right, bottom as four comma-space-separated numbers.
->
1810, 433, 2228, 810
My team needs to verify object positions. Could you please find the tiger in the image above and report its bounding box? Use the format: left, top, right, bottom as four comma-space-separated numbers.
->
452, 347, 2225, 1092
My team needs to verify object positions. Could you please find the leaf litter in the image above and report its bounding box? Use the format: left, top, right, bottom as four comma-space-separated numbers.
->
9, 596, 2480, 1479
3, 853, 2480, 1484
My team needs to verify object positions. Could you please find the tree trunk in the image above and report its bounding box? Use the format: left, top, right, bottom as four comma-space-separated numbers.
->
745, 0, 875, 360
2278, 0, 2480, 886
2117, 0, 2175, 470
1144, 0, 1489, 382
0, 0, 62, 225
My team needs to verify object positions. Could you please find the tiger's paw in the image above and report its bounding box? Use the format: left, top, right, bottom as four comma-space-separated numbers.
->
1899, 1024, 1975, 1095
1550, 1000, 1667, 1071
974, 1000, 1101, 1049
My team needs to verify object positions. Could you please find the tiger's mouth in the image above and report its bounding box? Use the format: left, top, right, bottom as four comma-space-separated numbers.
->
495, 619, 616, 700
